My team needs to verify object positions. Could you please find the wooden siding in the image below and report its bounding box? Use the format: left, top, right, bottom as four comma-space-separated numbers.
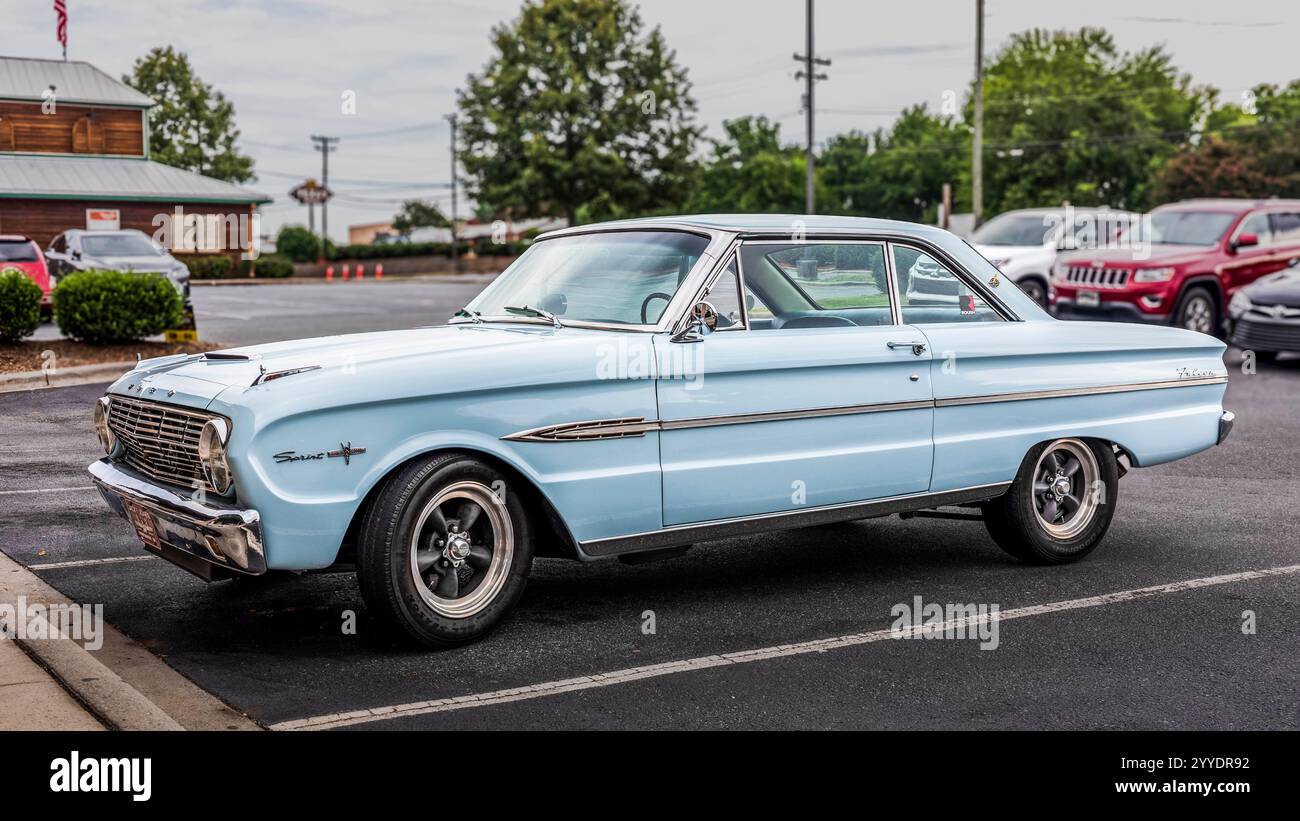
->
0, 101, 144, 156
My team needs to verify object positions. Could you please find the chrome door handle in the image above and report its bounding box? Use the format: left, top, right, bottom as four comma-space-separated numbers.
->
887, 340, 927, 356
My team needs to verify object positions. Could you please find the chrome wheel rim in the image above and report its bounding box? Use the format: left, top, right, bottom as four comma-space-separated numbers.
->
1181, 296, 1214, 334
1021, 280, 1046, 306
1031, 439, 1100, 540
409, 481, 512, 618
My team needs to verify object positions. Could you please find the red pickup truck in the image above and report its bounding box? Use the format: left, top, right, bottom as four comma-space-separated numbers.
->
0, 235, 52, 314
1050, 199, 1300, 336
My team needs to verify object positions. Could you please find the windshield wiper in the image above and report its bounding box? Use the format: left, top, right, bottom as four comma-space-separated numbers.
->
504, 304, 562, 329
452, 308, 482, 324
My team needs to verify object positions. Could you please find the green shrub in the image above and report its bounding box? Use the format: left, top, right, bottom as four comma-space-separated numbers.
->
276, 225, 326, 263
54, 269, 183, 344
241, 255, 294, 278
188, 255, 234, 279
0, 268, 43, 342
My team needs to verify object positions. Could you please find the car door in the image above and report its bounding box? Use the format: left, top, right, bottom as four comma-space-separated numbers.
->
1222, 211, 1288, 291
654, 240, 934, 526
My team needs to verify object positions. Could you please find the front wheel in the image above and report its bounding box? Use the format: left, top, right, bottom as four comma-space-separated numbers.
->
982, 438, 1118, 564
357, 453, 533, 647
1174, 286, 1219, 337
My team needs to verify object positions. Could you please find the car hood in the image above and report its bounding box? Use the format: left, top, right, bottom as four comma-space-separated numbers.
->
107, 323, 636, 410
91, 255, 176, 273
1057, 244, 1209, 268
1243, 267, 1300, 307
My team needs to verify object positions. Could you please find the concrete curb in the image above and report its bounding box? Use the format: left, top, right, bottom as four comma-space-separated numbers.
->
0, 552, 262, 731
0, 361, 132, 394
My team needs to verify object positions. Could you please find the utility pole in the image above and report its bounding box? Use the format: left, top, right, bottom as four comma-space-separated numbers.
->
445, 113, 459, 274
972, 0, 985, 227
793, 0, 829, 215
311, 134, 339, 255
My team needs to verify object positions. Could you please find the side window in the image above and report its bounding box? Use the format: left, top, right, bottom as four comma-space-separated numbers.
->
1239, 212, 1273, 246
892, 245, 1004, 324
1270, 212, 1300, 244
49, 234, 66, 254
700, 258, 743, 330
735, 242, 894, 330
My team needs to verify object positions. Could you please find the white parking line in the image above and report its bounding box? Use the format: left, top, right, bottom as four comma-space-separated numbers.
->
270, 563, 1300, 731
0, 486, 95, 496
28, 555, 157, 570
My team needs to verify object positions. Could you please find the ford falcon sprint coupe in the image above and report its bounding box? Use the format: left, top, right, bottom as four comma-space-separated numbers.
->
89, 216, 1235, 647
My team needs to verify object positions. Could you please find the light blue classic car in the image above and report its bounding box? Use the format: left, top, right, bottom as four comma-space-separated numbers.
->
89, 215, 1234, 646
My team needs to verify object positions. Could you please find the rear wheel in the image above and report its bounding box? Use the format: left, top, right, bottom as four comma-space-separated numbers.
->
983, 438, 1118, 564
357, 453, 533, 647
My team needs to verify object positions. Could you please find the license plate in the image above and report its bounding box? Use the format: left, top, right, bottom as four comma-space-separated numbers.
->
125, 500, 162, 552
1077, 290, 1101, 308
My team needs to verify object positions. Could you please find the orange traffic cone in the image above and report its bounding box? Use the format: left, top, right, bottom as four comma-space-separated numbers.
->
326, 265, 334, 282
375, 263, 384, 280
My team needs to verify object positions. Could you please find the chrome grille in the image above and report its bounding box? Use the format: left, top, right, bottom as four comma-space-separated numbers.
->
1063, 265, 1130, 288
106, 396, 218, 491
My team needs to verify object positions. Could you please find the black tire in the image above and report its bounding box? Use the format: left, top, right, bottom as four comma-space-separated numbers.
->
982, 438, 1119, 564
357, 452, 533, 647
1016, 276, 1049, 308
1173, 285, 1220, 337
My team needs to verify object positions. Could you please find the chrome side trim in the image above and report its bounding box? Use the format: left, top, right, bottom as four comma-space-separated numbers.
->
502, 399, 933, 442
580, 482, 1012, 557
502, 377, 1226, 443
658, 399, 933, 430
935, 375, 1228, 407
502, 417, 660, 442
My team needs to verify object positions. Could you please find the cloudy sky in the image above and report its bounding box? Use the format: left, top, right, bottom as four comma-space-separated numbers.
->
6, 0, 1298, 240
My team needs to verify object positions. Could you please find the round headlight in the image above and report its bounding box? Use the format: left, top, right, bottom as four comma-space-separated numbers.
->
93, 397, 116, 455
197, 418, 233, 494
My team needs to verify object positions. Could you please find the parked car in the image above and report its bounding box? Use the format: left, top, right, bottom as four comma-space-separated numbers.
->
0, 234, 52, 314
1052, 199, 1300, 335
45, 228, 191, 298
88, 215, 1233, 647
970, 207, 1138, 307
1227, 259, 1300, 360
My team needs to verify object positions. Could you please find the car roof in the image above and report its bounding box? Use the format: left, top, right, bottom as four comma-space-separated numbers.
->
1156, 198, 1300, 214
541, 213, 953, 240
987, 206, 1137, 217
0, 234, 34, 242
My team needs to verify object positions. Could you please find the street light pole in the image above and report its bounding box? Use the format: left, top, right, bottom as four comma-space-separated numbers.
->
793, 0, 829, 215
445, 113, 459, 274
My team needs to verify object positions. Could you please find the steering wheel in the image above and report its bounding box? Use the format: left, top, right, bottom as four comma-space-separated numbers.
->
640, 292, 673, 324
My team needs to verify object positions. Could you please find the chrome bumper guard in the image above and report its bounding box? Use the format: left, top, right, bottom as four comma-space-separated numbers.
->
1218, 411, 1235, 446
88, 458, 266, 580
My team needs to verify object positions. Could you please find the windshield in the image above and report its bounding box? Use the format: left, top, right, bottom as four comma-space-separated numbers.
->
0, 240, 38, 262
465, 230, 709, 326
1148, 211, 1236, 246
82, 234, 165, 258
972, 214, 1056, 247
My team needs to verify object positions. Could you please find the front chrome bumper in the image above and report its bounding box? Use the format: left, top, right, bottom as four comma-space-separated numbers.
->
89, 458, 266, 580
1218, 411, 1235, 446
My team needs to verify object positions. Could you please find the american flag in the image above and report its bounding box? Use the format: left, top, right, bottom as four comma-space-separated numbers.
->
53, 0, 68, 59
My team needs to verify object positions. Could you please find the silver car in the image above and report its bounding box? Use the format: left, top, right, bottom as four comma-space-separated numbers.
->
45, 229, 191, 297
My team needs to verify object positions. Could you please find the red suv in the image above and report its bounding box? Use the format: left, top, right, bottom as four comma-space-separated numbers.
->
1051, 199, 1300, 335
0, 234, 52, 315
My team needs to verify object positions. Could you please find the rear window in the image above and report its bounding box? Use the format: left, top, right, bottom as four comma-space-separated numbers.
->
0, 240, 38, 262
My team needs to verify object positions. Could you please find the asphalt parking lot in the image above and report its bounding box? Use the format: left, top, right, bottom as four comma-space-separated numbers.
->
3, 279, 1298, 730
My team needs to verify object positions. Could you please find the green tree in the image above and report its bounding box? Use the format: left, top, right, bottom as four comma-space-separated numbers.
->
124, 46, 254, 183
457, 0, 700, 224
821, 105, 968, 221
971, 28, 1209, 214
686, 116, 817, 214
1153, 80, 1300, 201
392, 200, 450, 236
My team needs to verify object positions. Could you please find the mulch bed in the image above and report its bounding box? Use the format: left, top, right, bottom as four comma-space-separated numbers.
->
0, 339, 220, 374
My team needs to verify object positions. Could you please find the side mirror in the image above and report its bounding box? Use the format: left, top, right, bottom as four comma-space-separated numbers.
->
70, 249, 82, 260
1232, 232, 1259, 252
671, 300, 718, 343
